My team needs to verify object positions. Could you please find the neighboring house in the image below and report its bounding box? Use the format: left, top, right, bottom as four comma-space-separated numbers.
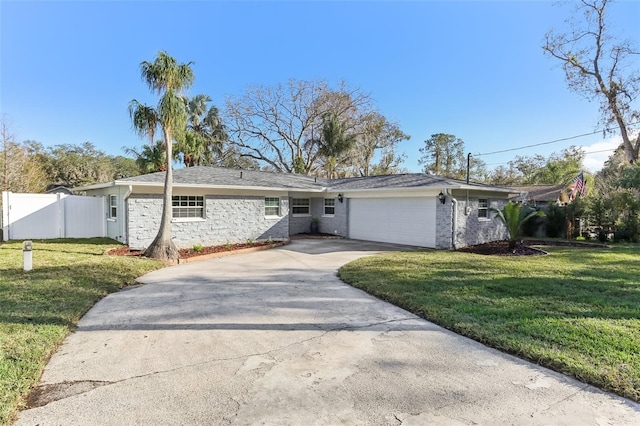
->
74, 166, 518, 250
45, 185, 73, 195
507, 185, 569, 209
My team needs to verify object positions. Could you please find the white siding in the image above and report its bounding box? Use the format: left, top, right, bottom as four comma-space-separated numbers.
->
348, 197, 436, 247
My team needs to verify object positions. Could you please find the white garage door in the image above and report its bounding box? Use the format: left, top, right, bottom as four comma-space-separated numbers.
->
348, 197, 436, 247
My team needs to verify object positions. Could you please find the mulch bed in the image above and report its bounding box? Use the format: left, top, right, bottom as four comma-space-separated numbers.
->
105, 246, 145, 257
458, 239, 609, 256
106, 241, 277, 259
458, 241, 547, 256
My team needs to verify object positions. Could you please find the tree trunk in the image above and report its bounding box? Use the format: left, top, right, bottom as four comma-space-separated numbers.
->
508, 239, 517, 251
144, 127, 179, 261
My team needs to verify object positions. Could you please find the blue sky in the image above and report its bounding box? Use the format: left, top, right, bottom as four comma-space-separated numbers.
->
2, 0, 639, 174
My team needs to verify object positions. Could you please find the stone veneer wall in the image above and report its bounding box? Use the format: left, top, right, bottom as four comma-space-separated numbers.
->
456, 198, 507, 248
288, 197, 348, 237
435, 198, 453, 249
289, 199, 313, 235
317, 197, 347, 236
435, 196, 508, 249
127, 194, 289, 249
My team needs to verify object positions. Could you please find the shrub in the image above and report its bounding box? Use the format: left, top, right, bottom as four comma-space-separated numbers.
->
192, 244, 203, 253
598, 230, 609, 243
522, 207, 545, 237
490, 202, 545, 250
545, 203, 566, 238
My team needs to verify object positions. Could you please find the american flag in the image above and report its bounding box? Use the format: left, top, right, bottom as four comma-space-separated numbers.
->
568, 172, 586, 201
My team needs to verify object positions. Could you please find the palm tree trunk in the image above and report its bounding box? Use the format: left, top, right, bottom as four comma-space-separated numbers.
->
144, 127, 179, 261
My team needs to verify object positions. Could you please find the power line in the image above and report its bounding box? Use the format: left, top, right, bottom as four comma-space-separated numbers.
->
482, 147, 619, 168
476, 122, 640, 156
583, 148, 619, 155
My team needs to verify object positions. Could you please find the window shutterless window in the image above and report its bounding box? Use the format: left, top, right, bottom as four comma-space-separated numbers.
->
324, 198, 335, 215
109, 195, 117, 219
172, 196, 204, 218
265, 197, 280, 216
478, 198, 489, 218
292, 198, 310, 215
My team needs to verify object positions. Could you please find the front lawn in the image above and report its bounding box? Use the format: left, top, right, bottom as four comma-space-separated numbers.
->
0, 239, 163, 425
339, 245, 640, 402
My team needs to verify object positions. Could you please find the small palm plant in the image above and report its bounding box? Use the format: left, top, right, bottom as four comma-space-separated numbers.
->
491, 202, 545, 250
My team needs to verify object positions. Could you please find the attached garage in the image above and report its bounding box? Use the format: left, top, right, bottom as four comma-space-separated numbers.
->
348, 197, 436, 247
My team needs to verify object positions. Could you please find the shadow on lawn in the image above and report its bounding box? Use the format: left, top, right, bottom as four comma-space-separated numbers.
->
0, 238, 123, 256
0, 260, 148, 329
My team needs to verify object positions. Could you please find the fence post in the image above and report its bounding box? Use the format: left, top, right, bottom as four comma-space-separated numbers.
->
57, 193, 63, 238
101, 195, 107, 238
1, 191, 10, 241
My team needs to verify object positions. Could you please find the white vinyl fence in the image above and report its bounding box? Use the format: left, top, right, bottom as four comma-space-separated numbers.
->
2, 191, 106, 241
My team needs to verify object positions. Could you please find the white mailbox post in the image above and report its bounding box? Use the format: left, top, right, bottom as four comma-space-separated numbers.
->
23, 240, 33, 271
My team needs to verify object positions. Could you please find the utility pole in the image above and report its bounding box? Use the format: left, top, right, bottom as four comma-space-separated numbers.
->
466, 152, 471, 184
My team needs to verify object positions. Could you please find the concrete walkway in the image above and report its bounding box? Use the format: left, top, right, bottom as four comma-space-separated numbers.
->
18, 239, 640, 425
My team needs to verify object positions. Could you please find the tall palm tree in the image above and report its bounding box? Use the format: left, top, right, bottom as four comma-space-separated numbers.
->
317, 112, 355, 178
128, 100, 159, 145
130, 51, 194, 260
123, 140, 167, 173
178, 95, 226, 167
202, 105, 227, 162
491, 202, 545, 251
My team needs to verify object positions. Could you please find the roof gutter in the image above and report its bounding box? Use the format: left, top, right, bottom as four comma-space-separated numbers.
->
446, 188, 458, 250
76, 181, 325, 193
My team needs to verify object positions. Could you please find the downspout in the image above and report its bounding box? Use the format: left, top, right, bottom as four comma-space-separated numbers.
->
123, 185, 133, 245
446, 189, 458, 249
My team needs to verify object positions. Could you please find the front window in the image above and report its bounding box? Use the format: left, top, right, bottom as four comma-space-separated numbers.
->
172, 196, 204, 218
324, 198, 335, 215
478, 198, 489, 219
265, 197, 280, 216
109, 195, 117, 219
292, 198, 310, 215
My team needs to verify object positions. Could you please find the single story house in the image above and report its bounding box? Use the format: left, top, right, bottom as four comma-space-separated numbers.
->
507, 185, 569, 208
74, 166, 518, 250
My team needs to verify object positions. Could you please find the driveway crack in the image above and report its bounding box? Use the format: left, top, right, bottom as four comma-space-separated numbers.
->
327, 317, 416, 332
28, 317, 416, 408
528, 383, 592, 417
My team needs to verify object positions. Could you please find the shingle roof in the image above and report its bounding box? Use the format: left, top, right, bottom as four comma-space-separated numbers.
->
507, 185, 565, 202
326, 173, 513, 192
117, 166, 328, 190
76, 166, 516, 194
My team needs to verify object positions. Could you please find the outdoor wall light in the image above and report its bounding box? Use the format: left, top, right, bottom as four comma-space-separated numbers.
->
438, 192, 446, 204
338, 193, 344, 203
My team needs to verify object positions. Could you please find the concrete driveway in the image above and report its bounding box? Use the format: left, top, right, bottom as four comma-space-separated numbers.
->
18, 239, 639, 425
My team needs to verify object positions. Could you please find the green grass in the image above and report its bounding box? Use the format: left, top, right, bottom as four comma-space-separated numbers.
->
339, 245, 640, 402
0, 238, 163, 425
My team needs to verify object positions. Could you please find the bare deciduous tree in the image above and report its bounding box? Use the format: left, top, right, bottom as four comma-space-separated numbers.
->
224, 79, 370, 174
0, 117, 47, 193
351, 112, 409, 176
543, 0, 640, 163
